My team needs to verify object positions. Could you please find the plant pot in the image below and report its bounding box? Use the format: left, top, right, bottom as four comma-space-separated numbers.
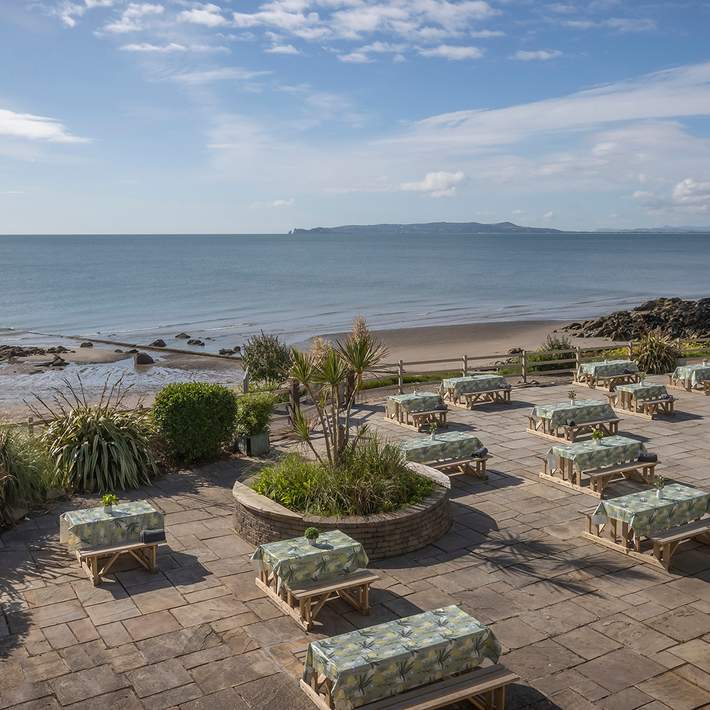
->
656, 489, 662, 498
104, 505, 113, 513
307, 538, 319, 546
238, 431, 270, 457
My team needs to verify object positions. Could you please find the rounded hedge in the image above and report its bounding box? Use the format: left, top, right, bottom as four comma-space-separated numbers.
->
153, 382, 238, 464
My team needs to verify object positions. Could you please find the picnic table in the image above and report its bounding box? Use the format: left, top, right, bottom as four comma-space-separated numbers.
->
441, 374, 511, 408
575, 359, 639, 390
401, 431, 490, 478
527, 399, 620, 442
670, 363, 710, 392
301, 605, 501, 710
610, 382, 675, 418
252, 530, 377, 630
584, 483, 710, 569
385, 392, 448, 431
59, 501, 164, 584
540, 435, 658, 497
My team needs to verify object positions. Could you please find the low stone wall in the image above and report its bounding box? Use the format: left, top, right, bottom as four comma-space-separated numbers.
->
232, 462, 452, 560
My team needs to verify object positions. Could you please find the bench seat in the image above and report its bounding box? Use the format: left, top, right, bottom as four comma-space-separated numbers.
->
650, 518, 710, 570
300, 663, 519, 710
76, 540, 159, 586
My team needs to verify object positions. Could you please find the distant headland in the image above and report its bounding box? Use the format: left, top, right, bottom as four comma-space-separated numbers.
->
290, 221, 562, 236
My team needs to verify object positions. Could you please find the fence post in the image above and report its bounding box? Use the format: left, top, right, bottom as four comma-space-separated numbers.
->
575, 347, 581, 372
462, 354, 468, 376
398, 359, 404, 394
242, 367, 250, 394
626, 341, 633, 359
28, 416, 34, 435
289, 379, 300, 413
521, 350, 528, 383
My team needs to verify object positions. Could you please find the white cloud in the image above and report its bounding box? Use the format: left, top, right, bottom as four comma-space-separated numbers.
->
251, 197, 296, 208
0, 108, 88, 143
513, 49, 562, 61
605, 17, 656, 33
672, 178, 710, 213
266, 44, 301, 54
120, 42, 187, 52
400, 170, 465, 197
470, 29, 504, 38
178, 3, 227, 28
543, 210, 555, 220
418, 45, 483, 60
172, 67, 271, 83
103, 3, 164, 33
338, 51, 373, 63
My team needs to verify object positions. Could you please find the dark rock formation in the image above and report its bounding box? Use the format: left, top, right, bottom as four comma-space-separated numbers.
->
219, 348, 235, 355
175, 332, 191, 339
564, 297, 710, 340
187, 339, 205, 346
134, 352, 154, 365
79, 341, 93, 348
150, 339, 166, 347
0, 345, 46, 360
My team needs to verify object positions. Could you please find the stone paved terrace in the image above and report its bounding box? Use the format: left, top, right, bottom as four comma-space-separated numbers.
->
2, 377, 710, 710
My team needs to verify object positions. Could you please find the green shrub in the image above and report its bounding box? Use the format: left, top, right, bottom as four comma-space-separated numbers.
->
235, 391, 275, 437
635, 332, 680, 374
242, 332, 292, 385
540, 333, 572, 351
0, 428, 52, 526
153, 382, 237, 463
253, 437, 434, 516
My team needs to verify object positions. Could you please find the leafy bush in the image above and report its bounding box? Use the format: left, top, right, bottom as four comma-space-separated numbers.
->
540, 333, 573, 351
242, 332, 292, 385
31, 378, 158, 494
253, 437, 434, 516
235, 391, 275, 437
0, 428, 52, 526
635, 332, 680, 374
153, 382, 237, 463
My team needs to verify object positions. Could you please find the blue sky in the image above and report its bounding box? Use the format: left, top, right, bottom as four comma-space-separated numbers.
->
2, 0, 710, 233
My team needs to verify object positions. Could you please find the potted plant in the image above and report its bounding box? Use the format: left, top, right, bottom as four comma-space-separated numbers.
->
591, 428, 604, 445
429, 421, 438, 440
654, 474, 665, 498
567, 389, 577, 406
304, 527, 320, 545
101, 493, 118, 512
235, 391, 276, 457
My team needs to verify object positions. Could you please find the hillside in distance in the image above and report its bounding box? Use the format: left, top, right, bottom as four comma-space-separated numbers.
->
290, 221, 564, 236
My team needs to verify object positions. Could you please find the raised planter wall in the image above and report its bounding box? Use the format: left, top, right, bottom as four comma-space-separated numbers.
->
232, 462, 452, 560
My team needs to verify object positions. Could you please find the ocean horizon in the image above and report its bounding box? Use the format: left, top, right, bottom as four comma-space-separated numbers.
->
2, 232, 709, 349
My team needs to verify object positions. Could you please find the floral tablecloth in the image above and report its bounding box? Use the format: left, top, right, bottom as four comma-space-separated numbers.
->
442, 375, 507, 397
673, 364, 710, 388
251, 529, 368, 592
531, 400, 616, 429
592, 483, 710, 536
303, 605, 501, 710
615, 382, 671, 402
401, 431, 484, 464
386, 392, 444, 418
59, 501, 163, 552
578, 359, 638, 379
547, 435, 646, 473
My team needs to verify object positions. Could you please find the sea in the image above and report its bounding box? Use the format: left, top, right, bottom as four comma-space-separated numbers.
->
1, 231, 709, 347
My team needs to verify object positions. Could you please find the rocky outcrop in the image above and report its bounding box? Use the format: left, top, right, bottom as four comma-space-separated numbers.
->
565, 297, 710, 340
175, 332, 191, 339
134, 352, 154, 365
150, 339, 166, 347
187, 339, 205, 346
79, 341, 94, 348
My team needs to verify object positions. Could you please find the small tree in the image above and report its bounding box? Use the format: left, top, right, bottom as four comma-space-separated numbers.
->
242, 331, 292, 386
289, 317, 387, 466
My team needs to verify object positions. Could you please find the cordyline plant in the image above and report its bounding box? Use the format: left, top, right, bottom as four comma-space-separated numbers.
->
289, 317, 387, 466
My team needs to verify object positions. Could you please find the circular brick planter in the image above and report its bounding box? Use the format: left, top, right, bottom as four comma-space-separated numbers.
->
232, 462, 452, 560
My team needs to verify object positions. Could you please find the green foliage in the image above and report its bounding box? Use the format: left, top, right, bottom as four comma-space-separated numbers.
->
0, 428, 52, 526
591, 428, 604, 442
654, 474, 666, 490
540, 333, 573, 351
235, 391, 275, 437
101, 493, 118, 507
242, 331, 292, 385
153, 382, 238, 463
361, 371, 462, 390
304, 526, 320, 539
253, 437, 434, 516
634, 332, 680, 374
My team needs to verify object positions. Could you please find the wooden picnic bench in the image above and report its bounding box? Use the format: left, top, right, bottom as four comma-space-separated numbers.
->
650, 519, 710, 570
527, 414, 620, 442
409, 409, 448, 432
256, 568, 379, 631
301, 663, 519, 710
539, 457, 658, 498
77, 540, 159, 586
431, 453, 491, 479
445, 387, 511, 409
574, 372, 640, 391
705, 381, 710, 396
668, 372, 710, 393
606, 391, 675, 419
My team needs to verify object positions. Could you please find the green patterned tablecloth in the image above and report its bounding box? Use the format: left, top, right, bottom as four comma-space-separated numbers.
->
59, 500, 163, 551
401, 431, 484, 464
442, 375, 507, 397
303, 605, 501, 710
673, 364, 710, 388
251, 529, 368, 592
615, 382, 670, 401
547, 435, 645, 473
386, 392, 444, 418
531, 400, 616, 429
578, 359, 638, 379
592, 483, 710, 536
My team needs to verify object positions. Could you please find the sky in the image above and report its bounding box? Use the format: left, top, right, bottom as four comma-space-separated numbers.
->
2, 0, 710, 233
